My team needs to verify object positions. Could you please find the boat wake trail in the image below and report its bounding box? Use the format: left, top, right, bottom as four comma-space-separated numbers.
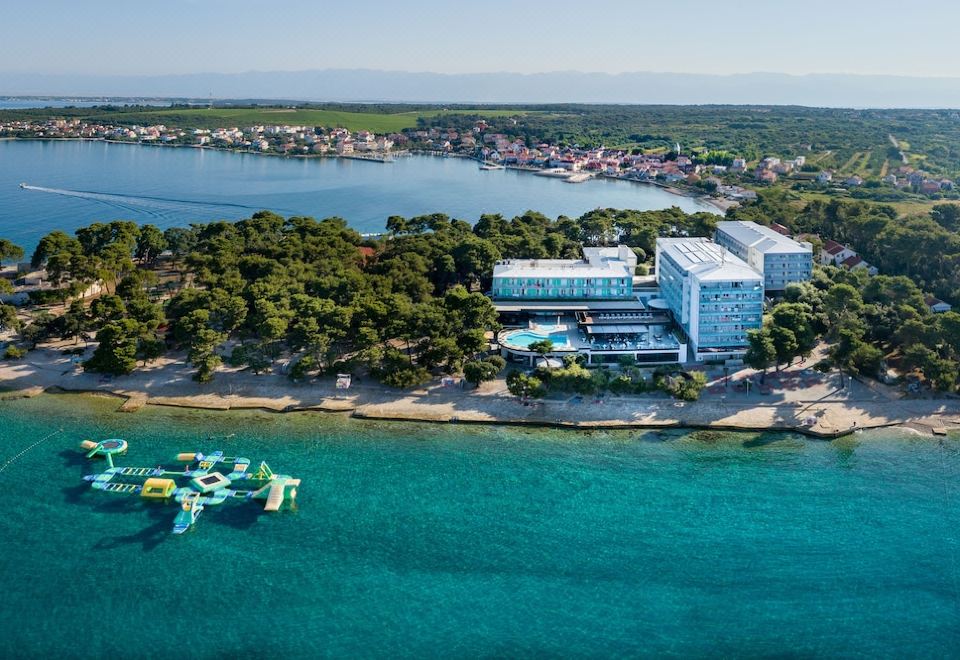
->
20, 185, 279, 218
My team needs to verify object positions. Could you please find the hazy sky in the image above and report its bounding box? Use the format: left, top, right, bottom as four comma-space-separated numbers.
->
2, 0, 956, 77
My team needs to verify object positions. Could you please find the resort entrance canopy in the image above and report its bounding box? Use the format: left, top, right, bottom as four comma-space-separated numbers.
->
585, 324, 649, 335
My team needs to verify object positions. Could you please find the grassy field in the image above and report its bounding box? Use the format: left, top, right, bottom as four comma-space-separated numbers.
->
839, 151, 864, 173
85, 107, 532, 132
795, 190, 941, 216
807, 150, 833, 165
853, 150, 873, 175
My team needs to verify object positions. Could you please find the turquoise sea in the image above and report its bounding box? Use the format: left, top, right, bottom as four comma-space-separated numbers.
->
1, 394, 958, 657
0, 140, 716, 255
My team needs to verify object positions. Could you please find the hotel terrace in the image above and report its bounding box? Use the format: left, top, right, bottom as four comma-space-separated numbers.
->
493, 246, 688, 367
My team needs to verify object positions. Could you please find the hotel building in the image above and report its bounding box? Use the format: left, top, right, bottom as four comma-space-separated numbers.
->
492, 246, 687, 366
491, 245, 636, 300
655, 238, 763, 362
713, 221, 813, 293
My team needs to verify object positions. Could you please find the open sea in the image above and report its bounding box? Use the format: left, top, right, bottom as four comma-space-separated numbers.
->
0, 139, 716, 256
0, 394, 958, 657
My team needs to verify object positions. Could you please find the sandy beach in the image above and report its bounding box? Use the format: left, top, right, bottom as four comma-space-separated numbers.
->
2, 341, 958, 438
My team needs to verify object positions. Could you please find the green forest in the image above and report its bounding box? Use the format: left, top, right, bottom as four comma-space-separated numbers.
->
2, 208, 716, 387
3, 197, 960, 392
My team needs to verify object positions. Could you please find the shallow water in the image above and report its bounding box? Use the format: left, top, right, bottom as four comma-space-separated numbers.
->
0, 140, 716, 256
0, 394, 958, 657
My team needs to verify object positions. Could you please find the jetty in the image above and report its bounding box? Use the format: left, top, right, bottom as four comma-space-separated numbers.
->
81, 442, 300, 534
535, 168, 574, 179
339, 153, 394, 163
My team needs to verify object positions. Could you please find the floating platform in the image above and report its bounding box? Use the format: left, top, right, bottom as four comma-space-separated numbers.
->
81, 441, 300, 534
80, 438, 128, 468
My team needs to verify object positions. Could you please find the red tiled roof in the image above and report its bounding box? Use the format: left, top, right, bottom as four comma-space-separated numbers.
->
823, 239, 846, 254
841, 255, 864, 268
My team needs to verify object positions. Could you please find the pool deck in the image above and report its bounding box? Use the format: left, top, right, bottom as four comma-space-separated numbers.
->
501, 322, 680, 354
500, 325, 577, 351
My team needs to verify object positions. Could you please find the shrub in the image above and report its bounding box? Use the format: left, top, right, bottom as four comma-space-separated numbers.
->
374, 348, 431, 388
289, 354, 317, 381
812, 358, 833, 373
538, 361, 594, 394
506, 370, 546, 400
657, 370, 707, 401
463, 359, 500, 386
608, 374, 634, 395
3, 345, 26, 360
484, 355, 506, 372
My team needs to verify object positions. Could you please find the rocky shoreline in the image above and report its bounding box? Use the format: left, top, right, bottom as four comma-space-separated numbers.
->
0, 381, 950, 441
2, 347, 958, 440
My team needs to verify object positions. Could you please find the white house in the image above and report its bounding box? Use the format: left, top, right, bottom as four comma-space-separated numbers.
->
820, 239, 857, 266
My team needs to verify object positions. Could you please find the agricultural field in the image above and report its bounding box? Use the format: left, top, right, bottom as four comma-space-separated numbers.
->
0, 104, 536, 133
84, 107, 534, 132
794, 189, 944, 216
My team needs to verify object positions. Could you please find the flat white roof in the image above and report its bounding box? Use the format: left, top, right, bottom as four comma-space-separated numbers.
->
582, 246, 623, 259
493, 258, 630, 279
657, 237, 762, 282
716, 221, 812, 255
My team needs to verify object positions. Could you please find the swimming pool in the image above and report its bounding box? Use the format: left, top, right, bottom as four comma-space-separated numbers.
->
502, 330, 571, 349
531, 322, 564, 332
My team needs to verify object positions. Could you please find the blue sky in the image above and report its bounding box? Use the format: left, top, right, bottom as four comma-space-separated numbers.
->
2, 0, 956, 77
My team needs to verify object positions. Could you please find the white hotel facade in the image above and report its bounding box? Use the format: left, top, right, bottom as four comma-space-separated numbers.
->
655, 238, 764, 362
713, 221, 813, 293
488, 222, 812, 366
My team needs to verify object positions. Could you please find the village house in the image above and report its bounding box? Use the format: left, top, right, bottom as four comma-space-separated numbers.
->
926, 296, 953, 314
840, 255, 879, 276
820, 239, 857, 266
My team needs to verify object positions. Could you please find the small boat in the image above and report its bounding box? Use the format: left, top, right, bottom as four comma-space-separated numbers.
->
479, 162, 504, 170
19, 182, 26, 189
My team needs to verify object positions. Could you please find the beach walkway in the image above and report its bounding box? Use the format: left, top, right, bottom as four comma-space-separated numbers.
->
2, 342, 958, 438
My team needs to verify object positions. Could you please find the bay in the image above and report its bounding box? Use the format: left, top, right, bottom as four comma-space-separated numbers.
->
0, 394, 958, 657
0, 99, 170, 110
0, 140, 716, 255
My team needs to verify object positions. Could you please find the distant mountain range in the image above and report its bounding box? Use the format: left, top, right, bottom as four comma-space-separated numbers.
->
5, 69, 960, 108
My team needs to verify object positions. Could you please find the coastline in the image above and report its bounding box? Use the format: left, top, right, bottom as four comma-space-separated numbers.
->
6, 136, 729, 212
2, 346, 957, 439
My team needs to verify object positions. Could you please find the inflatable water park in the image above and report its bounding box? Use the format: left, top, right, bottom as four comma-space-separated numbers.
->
80, 439, 300, 534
